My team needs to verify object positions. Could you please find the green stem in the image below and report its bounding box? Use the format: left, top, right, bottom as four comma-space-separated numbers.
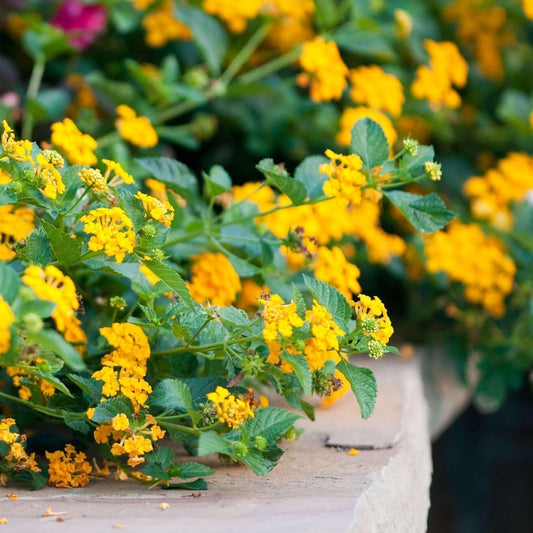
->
152, 335, 258, 357
219, 23, 271, 87
236, 46, 301, 86
96, 131, 120, 150
22, 57, 46, 140
0, 391, 63, 419
186, 317, 213, 347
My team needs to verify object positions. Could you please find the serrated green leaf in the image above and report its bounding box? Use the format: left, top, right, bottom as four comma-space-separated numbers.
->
294, 155, 328, 199
67, 374, 102, 402
39, 219, 82, 265
281, 354, 312, 396
350, 118, 389, 171
91, 397, 134, 423
336, 359, 377, 419
224, 250, 259, 277
203, 165, 232, 199
141, 260, 195, 310
402, 145, 435, 176
145, 446, 175, 469
383, 191, 456, 234
149, 379, 193, 413
173, 461, 213, 479
239, 448, 277, 476
256, 159, 307, 204
244, 407, 301, 442
218, 306, 251, 327
197, 430, 231, 456
164, 478, 208, 490
292, 284, 306, 319
186, 377, 227, 404
28, 330, 86, 371
35, 371, 73, 397
175, 6, 228, 75
303, 275, 352, 331
136, 157, 198, 205
62, 411, 90, 434
0, 263, 21, 304
22, 227, 54, 266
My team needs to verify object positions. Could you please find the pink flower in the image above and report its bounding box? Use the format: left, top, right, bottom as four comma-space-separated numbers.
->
51, 0, 108, 51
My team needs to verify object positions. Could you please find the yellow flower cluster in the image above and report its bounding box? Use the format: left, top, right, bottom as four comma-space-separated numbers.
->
0, 204, 34, 261
349, 66, 405, 117
46, 444, 92, 488
187, 252, 241, 306
50, 118, 98, 165
424, 221, 516, 317
411, 39, 468, 109
79, 168, 107, 192
463, 152, 533, 231
22, 265, 87, 348
299, 37, 348, 103
337, 107, 397, 149
1, 120, 33, 164
259, 293, 303, 370
523, 0, 533, 19
92, 323, 152, 412
81, 207, 136, 263
0, 418, 41, 482
314, 246, 361, 300
134, 191, 174, 227
354, 294, 394, 346
7, 358, 56, 401
115, 105, 158, 148
34, 152, 65, 200
0, 296, 14, 355
444, 0, 514, 81
102, 159, 135, 186
134, 0, 192, 47
206, 386, 255, 429
92, 413, 165, 467
304, 300, 344, 371
202, 0, 263, 33
320, 149, 367, 205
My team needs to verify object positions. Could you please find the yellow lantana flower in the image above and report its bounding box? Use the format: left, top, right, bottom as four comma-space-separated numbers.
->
115, 105, 158, 148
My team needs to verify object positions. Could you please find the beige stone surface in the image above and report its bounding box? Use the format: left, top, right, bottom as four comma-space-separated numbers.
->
0, 357, 432, 533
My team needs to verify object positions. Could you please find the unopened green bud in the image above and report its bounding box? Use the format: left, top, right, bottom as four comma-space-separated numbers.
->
142, 224, 157, 238
294, 339, 306, 352
368, 340, 385, 359
206, 305, 219, 320
183, 67, 210, 90
234, 441, 249, 456
361, 317, 379, 334
425, 161, 442, 181
151, 248, 165, 262
283, 426, 298, 442
403, 137, 419, 156
42, 149, 65, 169
19, 286, 35, 301
10, 181, 23, 194
110, 296, 127, 311
254, 435, 267, 451
22, 312, 43, 334
191, 113, 218, 141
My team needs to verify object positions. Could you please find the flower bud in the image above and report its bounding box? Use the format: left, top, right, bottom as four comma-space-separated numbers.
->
403, 137, 419, 156
254, 435, 267, 451
368, 340, 385, 359
234, 441, 249, 456
22, 312, 43, 334
425, 161, 442, 181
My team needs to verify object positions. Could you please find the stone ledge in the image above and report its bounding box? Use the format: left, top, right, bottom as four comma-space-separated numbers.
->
0, 356, 435, 533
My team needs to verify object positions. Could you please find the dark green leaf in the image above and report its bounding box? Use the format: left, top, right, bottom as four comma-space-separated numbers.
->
141, 260, 195, 310
239, 448, 277, 476
91, 397, 134, 423
21, 228, 54, 266
40, 219, 82, 264
203, 165, 232, 199
164, 478, 208, 490
350, 118, 389, 171
35, 372, 72, 397
256, 159, 307, 204
218, 306, 251, 327
19, 299, 56, 318
67, 374, 102, 402
145, 445, 175, 469
197, 430, 231, 456
383, 191, 457, 233
336, 359, 377, 419
28, 330, 86, 371
281, 354, 312, 396
333, 28, 396, 61
402, 145, 435, 176
173, 461, 213, 479
0, 263, 21, 304
292, 284, 306, 319
62, 411, 90, 434
175, 7, 228, 75
244, 407, 301, 442
149, 379, 193, 413
294, 155, 328, 199
303, 275, 352, 331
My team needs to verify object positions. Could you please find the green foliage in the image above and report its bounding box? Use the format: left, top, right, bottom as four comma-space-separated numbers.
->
350, 119, 390, 171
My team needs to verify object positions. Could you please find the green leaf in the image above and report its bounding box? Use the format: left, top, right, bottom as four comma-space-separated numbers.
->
292, 284, 306, 319
197, 430, 231, 456
175, 6, 228, 75
35, 372, 73, 397
40, 219, 82, 265
28, 330, 86, 371
149, 379, 193, 413
145, 446, 175, 469
66, 374, 102, 402
203, 165, 232, 199
383, 191, 457, 233
350, 118, 389, 171
239, 448, 278, 476
0, 263, 21, 304
22, 24, 70, 61
186, 377, 227, 404
62, 411, 91, 434
157, 125, 200, 150
218, 306, 251, 327
303, 275, 352, 331
244, 407, 301, 442
173, 461, 213, 479
141, 260, 195, 310
165, 478, 208, 490
333, 28, 396, 61
336, 359, 377, 419
281, 354, 312, 396
136, 157, 198, 205
224, 250, 259, 277
294, 155, 328, 199
27, 89, 69, 122
256, 159, 307, 204
402, 145, 435, 176
91, 397, 134, 423
19, 299, 56, 318
21, 228, 54, 266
